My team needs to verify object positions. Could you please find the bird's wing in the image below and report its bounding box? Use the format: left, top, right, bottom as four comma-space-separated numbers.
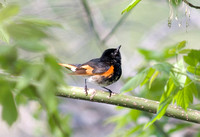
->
59, 58, 114, 76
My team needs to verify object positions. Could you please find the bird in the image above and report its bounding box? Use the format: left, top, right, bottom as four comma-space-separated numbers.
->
59, 45, 122, 97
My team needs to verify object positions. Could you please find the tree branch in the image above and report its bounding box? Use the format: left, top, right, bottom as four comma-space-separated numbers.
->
183, 0, 200, 9
57, 86, 200, 124
101, 12, 130, 44
81, 0, 101, 42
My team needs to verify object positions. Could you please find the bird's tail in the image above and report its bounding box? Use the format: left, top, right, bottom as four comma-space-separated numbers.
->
58, 63, 77, 72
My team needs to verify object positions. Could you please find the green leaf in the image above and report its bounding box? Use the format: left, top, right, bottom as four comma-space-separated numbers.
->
21, 18, 62, 27
15, 40, 47, 52
170, 72, 182, 87
149, 71, 160, 89
0, 46, 18, 74
0, 25, 9, 43
152, 62, 173, 74
176, 41, 186, 51
0, 4, 19, 23
144, 97, 172, 129
184, 56, 198, 66
178, 49, 191, 54
6, 22, 48, 40
0, 44, 11, 54
106, 115, 129, 130
159, 77, 179, 111
44, 54, 64, 84
145, 77, 179, 128
174, 77, 198, 110
15, 64, 43, 91
164, 49, 176, 58
186, 66, 200, 76
169, 0, 182, 7
168, 48, 176, 55
169, 0, 182, 8
190, 104, 200, 111
124, 124, 144, 137
168, 123, 192, 134
0, 79, 18, 126
138, 43, 179, 61
183, 49, 200, 66
121, 68, 150, 92
37, 74, 57, 114
140, 67, 155, 86
168, 41, 187, 55
6, 18, 60, 41
172, 60, 187, 87
16, 85, 38, 103
138, 48, 164, 61
145, 78, 167, 101
48, 113, 70, 137
188, 49, 200, 61
121, 0, 142, 14
2, 90, 18, 126
129, 109, 141, 122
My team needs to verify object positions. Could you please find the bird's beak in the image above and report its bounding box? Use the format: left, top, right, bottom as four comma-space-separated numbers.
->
116, 45, 121, 52
114, 45, 121, 55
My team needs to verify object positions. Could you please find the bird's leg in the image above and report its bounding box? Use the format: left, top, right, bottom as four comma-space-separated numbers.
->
102, 87, 112, 97
85, 79, 88, 96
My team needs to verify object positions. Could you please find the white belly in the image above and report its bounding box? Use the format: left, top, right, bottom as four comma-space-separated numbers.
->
87, 75, 114, 86
87, 75, 102, 85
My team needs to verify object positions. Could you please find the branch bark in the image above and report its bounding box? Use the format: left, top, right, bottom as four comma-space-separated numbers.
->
57, 86, 200, 124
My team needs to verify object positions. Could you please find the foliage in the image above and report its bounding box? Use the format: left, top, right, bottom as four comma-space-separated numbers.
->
103, 0, 200, 135
121, 0, 183, 15
117, 41, 200, 136
0, 4, 71, 136
1, 1, 200, 137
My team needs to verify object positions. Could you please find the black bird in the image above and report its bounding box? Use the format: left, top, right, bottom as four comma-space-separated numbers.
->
59, 45, 122, 97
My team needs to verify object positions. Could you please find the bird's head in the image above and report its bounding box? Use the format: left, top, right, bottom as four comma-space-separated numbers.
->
100, 45, 121, 63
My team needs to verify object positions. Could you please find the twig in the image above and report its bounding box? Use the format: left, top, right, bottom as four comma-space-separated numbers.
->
102, 12, 131, 44
183, 0, 200, 9
81, 0, 101, 42
153, 122, 169, 137
57, 86, 200, 124
81, 0, 132, 46
34, 89, 70, 137
52, 113, 70, 137
144, 113, 169, 137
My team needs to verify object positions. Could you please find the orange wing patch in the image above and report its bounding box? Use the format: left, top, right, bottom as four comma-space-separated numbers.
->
101, 65, 114, 78
80, 65, 94, 75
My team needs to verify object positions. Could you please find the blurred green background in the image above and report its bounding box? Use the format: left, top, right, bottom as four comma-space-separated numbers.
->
0, 0, 200, 137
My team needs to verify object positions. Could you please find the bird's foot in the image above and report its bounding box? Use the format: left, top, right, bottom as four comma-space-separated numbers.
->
88, 89, 96, 100
102, 87, 113, 97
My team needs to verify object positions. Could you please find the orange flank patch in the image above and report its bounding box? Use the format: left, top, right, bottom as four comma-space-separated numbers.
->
102, 65, 114, 78
81, 65, 94, 75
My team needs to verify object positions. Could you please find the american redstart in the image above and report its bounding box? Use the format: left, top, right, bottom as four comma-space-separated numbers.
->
59, 45, 122, 97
